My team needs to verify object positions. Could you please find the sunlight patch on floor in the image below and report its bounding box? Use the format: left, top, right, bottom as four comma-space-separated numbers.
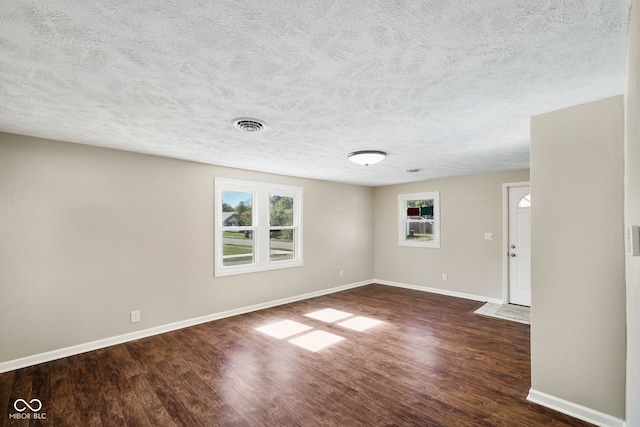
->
338, 316, 383, 332
288, 330, 345, 352
256, 308, 383, 352
304, 308, 353, 323
255, 320, 313, 339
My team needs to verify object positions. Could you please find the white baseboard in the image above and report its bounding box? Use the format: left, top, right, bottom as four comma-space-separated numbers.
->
527, 388, 625, 427
0, 280, 372, 374
375, 279, 503, 304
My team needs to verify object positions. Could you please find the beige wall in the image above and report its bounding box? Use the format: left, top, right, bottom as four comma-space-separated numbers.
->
530, 96, 626, 418
625, 0, 640, 424
373, 170, 530, 300
0, 133, 374, 363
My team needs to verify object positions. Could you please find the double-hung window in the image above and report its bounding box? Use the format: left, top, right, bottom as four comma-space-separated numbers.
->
215, 178, 303, 276
398, 191, 440, 248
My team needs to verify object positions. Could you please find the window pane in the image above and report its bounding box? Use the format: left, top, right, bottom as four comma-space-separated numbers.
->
406, 199, 433, 218
222, 191, 252, 226
222, 230, 253, 266
270, 229, 294, 262
405, 221, 434, 241
517, 193, 531, 208
270, 195, 294, 227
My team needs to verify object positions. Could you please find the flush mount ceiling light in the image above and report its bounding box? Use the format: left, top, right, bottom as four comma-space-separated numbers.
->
232, 118, 267, 132
347, 150, 387, 166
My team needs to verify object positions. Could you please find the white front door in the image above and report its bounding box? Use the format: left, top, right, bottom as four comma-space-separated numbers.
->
508, 185, 531, 306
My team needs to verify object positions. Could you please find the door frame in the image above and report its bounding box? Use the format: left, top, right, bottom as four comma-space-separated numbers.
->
502, 181, 531, 304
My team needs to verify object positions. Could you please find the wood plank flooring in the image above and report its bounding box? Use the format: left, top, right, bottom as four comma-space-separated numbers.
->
1, 284, 592, 426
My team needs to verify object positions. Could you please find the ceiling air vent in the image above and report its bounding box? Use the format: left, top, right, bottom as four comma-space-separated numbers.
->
233, 118, 266, 132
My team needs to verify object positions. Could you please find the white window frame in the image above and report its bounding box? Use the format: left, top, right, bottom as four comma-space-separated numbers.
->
398, 191, 440, 248
215, 178, 303, 277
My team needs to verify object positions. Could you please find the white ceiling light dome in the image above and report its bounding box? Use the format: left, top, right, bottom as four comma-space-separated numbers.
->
348, 150, 387, 166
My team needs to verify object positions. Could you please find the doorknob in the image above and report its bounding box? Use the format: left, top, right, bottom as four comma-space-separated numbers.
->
510, 253, 517, 257
510, 244, 516, 249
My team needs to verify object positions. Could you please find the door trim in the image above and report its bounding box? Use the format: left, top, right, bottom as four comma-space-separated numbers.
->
502, 181, 531, 304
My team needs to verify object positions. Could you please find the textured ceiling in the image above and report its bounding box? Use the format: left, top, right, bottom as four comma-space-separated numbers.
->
0, 1, 631, 186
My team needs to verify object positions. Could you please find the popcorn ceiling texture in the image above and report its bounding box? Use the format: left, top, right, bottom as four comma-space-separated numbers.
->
0, 0, 631, 186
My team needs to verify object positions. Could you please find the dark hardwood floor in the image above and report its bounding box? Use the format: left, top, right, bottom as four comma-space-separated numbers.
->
1, 284, 592, 426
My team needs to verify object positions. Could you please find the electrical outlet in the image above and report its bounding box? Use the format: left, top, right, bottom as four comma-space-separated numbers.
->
484, 233, 494, 240
339, 270, 344, 277
130, 310, 141, 323
442, 273, 448, 281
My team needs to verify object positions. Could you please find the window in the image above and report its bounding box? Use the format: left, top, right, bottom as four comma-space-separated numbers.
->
517, 193, 531, 208
398, 191, 440, 248
215, 178, 302, 276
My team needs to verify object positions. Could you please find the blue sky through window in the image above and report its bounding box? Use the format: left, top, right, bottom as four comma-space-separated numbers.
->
222, 191, 252, 209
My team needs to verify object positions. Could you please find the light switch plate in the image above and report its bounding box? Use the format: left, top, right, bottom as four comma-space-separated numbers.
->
627, 225, 640, 256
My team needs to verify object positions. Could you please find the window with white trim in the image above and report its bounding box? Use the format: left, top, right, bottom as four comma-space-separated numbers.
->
398, 191, 440, 248
215, 178, 303, 277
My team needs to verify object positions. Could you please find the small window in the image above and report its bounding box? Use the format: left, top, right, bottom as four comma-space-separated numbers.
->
215, 179, 303, 277
517, 193, 531, 208
398, 191, 440, 248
